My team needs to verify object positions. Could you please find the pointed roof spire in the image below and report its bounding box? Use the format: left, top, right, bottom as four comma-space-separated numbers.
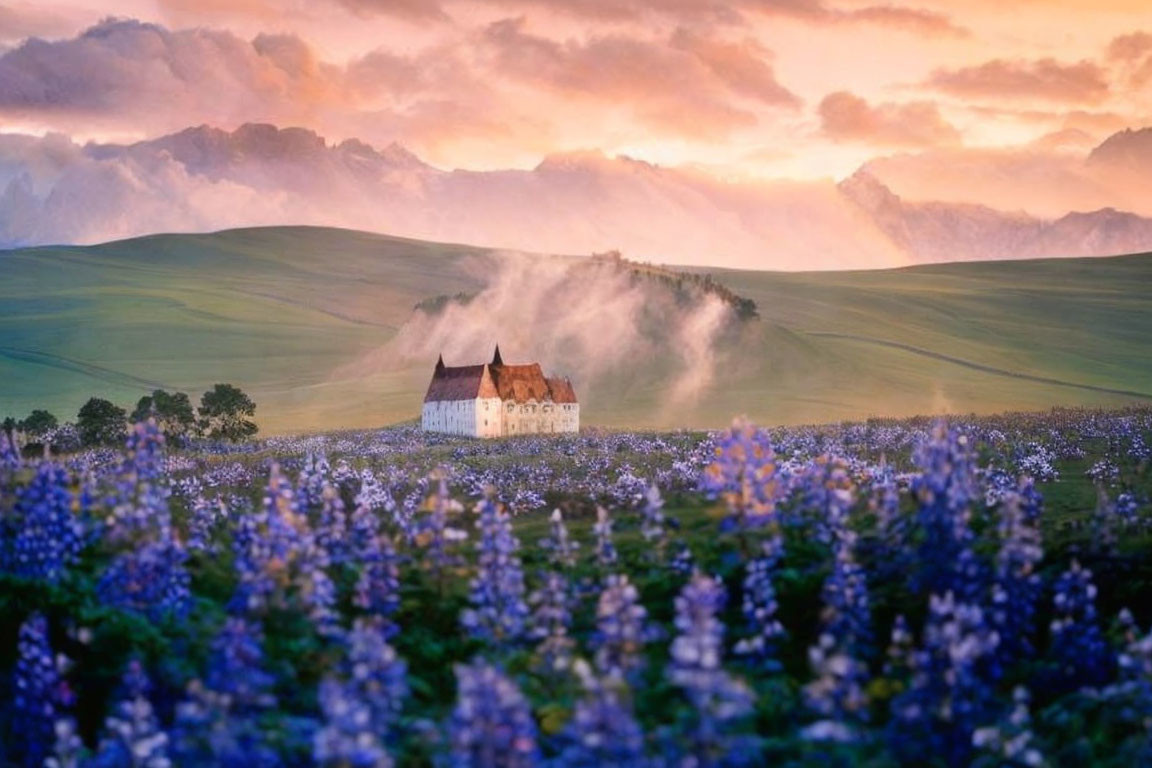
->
492, 344, 503, 366
435, 353, 445, 372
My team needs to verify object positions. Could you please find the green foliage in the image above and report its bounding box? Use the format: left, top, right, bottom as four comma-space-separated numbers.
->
198, 383, 258, 441
76, 397, 127, 446
132, 389, 196, 441
20, 409, 58, 437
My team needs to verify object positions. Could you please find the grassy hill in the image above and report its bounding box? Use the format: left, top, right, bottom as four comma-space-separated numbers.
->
1, 225, 1150, 432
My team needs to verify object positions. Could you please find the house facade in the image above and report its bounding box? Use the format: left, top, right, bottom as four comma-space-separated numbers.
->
421, 346, 579, 437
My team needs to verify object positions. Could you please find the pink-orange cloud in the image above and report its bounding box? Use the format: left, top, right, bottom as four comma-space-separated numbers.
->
926, 58, 1110, 103
819, 90, 960, 147
480, 18, 797, 136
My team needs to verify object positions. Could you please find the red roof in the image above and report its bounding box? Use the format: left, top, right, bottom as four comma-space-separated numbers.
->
547, 377, 578, 403
424, 352, 578, 405
423, 364, 486, 403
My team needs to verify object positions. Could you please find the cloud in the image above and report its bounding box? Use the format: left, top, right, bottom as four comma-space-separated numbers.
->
0, 18, 348, 131
331, 0, 449, 19
300, 0, 967, 36
926, 58, 1110, 103
819, 90, 960, 147
670, 28, 802, 107
0, 16, 804, 158
840, 5, 967, 36
0, 3, 80, 44
1107, 30, 1152, 86
479, 18, 797, 136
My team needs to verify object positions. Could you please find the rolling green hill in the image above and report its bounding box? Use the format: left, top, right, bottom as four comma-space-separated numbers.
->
1, 226, 1150, 433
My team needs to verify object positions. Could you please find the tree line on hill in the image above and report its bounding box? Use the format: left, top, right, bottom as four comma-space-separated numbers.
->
2, 383, 257, 454
590, 250, 760, 321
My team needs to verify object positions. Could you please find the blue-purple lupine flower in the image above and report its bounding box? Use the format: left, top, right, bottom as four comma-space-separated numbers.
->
296, 453, 332, 511
817, 530, 872, 656
593, 506, 617, 568
640, 483, 669, 562
10, 613, 72, 768
1014, 477, 1044, 526
232, 465, 338, 635
1045, 560, 1115, 692
670, 540, 696, 576
889, 592, 1000, 767
1116, 608, 1152, 695
803, 531, 872, 741
461, 496, 529, 646
314, 680, 394, 768
354, 531, 401, 629
666, 571, 755, 766
415, 477, 467, 578
989, 490, 1043, 667
187, 495, 227, 554
5, 462, 83, 583
539, 508, 579, 569
796, 455, 855, 543
444, 660, 539, 768
314, 482, 350, 565
314, 617, 408, 767
172, 618, 279, 767
527, 570, 576, 674
593, 573, 653, 679
89, 660, 171, 768
342, 616, 409, 731
734, 540, 785, 663
107, 419, 171, 539
701, 419, 782, 533
971, 686, 1045, 768
801, 632, 870, 744
97, 536, 192, 622
551, 660, 647, 768
46, 717, 84, 768
911, 425, 983, 600
883, 615, 914, 683
0, 429, 22, 474
205, 617, 278, 709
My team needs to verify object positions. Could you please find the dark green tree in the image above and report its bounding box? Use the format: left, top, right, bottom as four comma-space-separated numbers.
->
77, 398, 128, 447
132, 389, 196, 441
20, 409, 58, 437
198, 384, 258, 442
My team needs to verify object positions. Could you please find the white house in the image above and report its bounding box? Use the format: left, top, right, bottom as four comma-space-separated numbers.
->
421, 346, 579, 437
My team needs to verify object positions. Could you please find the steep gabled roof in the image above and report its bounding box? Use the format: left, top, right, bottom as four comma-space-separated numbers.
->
424, 363, 485, 402
547, 377, 578, 404
425, 352, 579, 405
490, 363, 551, 403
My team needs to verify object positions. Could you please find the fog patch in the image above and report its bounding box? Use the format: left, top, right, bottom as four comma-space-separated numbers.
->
340, 254, 742, 413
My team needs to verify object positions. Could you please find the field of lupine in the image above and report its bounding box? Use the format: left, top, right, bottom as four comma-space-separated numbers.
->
1, 408, 1151, 767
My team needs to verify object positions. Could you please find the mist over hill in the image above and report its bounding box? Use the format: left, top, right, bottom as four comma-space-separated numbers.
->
1, 226, 1150, 433
4, 123, 1152, 270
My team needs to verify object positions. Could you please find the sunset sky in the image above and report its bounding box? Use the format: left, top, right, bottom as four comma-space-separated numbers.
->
1, 0, 1149, 182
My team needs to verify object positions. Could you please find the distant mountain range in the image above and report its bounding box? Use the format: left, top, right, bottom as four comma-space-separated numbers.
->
2, 122, 1151, 269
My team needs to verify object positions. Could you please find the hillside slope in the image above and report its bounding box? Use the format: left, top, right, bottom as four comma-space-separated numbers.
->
1, 226, 1150, 432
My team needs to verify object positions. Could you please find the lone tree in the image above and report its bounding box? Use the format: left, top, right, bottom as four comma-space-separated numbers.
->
132, 390, 196, 441
77, 398, 128, 447
21, 410, 58, 438
198, 384, 258, 442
